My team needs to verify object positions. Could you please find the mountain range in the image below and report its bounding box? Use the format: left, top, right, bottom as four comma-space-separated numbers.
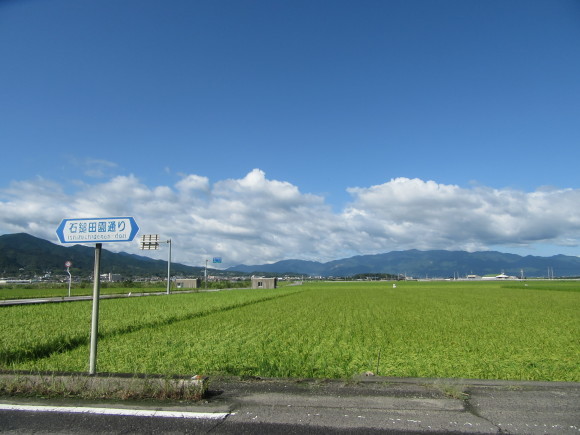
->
0, 233, 204, 278
227, 250, 580, 278
1, 233, 579, 279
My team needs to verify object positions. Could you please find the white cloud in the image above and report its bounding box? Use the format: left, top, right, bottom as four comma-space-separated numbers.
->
175, 174, 210, 194
345, 178, 580, 253
1, 173, 580, 266
67, 157, 119, 178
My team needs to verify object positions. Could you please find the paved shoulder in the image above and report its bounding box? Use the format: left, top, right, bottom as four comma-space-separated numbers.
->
203, 376, 580, 433
1, 376, 579, 433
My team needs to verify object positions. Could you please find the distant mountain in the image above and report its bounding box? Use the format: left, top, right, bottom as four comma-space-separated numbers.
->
0, 233, 204, 278
228, 249, 580, 278
3, 233, 579, 279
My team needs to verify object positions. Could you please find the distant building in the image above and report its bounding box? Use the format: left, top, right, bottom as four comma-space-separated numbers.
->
101, 273, 122, 282
481, 273, 517, 280
251, 277, 277, 289
175, 278, 201, 289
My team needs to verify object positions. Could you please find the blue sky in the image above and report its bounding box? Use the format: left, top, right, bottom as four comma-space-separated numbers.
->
1, 0, 579, 267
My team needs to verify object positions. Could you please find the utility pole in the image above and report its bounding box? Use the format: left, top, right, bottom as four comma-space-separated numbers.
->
166, 239, 172, 294
139, 234, 171, 294
205, 259, 208, 289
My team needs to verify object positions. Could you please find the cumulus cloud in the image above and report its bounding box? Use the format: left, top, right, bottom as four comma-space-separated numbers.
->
1, 172, 579, 266
345, 178, 580, 253
175, 174, 210, 194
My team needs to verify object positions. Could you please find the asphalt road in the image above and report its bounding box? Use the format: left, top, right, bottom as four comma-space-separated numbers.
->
0, 290, 203, 306
1, 376, 579, 433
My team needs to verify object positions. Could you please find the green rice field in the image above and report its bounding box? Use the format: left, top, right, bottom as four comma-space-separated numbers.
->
1, 281, 579, 381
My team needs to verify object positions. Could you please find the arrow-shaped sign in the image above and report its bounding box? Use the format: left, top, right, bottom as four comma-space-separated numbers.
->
56, 217, 140, 244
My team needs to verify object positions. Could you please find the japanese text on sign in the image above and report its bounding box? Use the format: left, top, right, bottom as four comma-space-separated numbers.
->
68, 220, 126, 234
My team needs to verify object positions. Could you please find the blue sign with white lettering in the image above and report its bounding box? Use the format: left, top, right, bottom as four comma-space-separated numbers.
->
56, 217, 139, 244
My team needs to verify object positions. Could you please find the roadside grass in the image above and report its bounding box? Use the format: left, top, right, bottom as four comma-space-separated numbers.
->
2, 281, 578, 382
0, 372, 207, 401
425, 380, 469, 400
0, 285, 171, 300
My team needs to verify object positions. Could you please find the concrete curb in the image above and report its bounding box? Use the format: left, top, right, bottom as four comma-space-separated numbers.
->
0, 371, 208, 401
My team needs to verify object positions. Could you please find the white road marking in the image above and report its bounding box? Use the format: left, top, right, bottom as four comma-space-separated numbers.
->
0, 403, 229, 420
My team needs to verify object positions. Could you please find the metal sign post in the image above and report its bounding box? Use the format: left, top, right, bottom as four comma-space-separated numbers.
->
56, 217, 139, 376
65, 261, 72, 297
89, 244, 102, 375
210, 257, 222, 290
166, 239, 171, 294
139, 234, 171, 294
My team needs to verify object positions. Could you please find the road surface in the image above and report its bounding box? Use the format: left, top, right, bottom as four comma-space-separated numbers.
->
1, 376, 578, 433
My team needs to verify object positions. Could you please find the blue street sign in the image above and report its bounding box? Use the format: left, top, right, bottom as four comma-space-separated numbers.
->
213, 257, 222, 263
56, 217, 140, 244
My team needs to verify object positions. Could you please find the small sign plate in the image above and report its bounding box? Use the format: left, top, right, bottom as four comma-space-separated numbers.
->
139, 234, 160, 250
